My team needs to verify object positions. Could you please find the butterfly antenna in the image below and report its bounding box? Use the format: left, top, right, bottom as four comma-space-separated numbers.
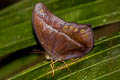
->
32, 49, 45, 54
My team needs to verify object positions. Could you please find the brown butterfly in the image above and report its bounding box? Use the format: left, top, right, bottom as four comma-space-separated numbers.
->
32, 3, 94, 75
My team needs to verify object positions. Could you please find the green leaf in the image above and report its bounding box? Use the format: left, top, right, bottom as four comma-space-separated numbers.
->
0, 0, 120, 79
0, 0, 50, 17
0, 54, 43, 80
0, 0, 120, 57
7, 32, 120, 80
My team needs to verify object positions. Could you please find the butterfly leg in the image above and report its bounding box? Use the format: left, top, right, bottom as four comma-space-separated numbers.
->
62, 61, 70, 70
50, 60, 57, 76
71, 58, 79, 61
70, 58, 75, 61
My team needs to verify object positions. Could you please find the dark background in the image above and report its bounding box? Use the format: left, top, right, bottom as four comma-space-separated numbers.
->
0, 0, 21, 10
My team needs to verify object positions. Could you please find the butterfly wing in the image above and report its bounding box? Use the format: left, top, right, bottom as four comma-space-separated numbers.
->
32, 3, 94, 60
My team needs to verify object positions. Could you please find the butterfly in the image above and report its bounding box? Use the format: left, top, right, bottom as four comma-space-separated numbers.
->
32, 3, 94, 76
